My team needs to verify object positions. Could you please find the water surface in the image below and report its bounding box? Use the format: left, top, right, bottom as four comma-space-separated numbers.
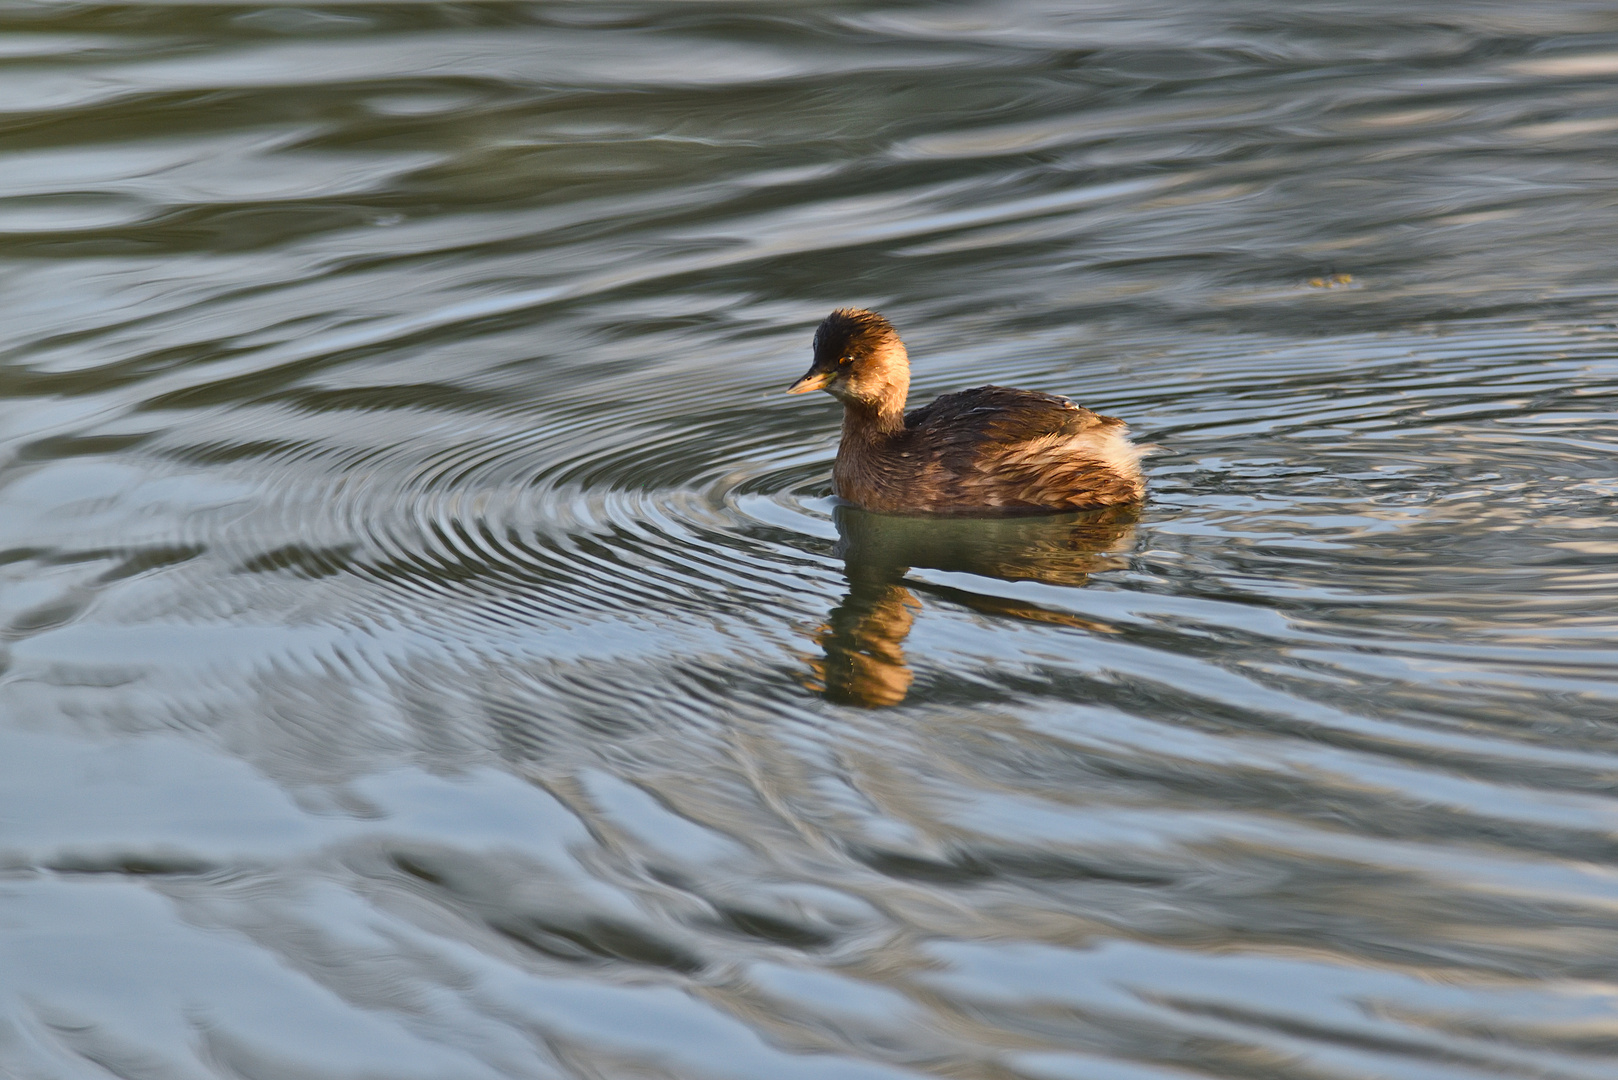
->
4, 3, 1618, 1078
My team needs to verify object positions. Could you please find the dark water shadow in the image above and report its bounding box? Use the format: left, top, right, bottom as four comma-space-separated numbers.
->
810, 503, 1138, 707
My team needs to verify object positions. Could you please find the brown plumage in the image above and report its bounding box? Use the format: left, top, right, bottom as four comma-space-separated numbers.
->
788, 308, 1145, 515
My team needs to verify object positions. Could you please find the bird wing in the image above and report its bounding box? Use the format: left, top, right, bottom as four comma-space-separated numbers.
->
904, 386, 1118, 447
894, 386, 1141, 512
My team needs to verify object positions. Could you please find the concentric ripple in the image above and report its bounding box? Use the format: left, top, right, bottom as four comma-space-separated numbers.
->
4, 3, 1618, 1080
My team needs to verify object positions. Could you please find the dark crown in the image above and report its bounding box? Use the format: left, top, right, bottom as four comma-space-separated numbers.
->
814, 308, 897, 360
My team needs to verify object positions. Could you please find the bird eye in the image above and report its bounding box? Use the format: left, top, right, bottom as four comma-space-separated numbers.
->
838, 355, 853, 366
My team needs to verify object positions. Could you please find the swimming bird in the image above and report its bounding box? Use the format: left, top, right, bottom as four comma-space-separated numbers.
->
788, 308, 1144, 514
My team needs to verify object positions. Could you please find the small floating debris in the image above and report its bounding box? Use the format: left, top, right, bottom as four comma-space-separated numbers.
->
1307, 272, 1355, 288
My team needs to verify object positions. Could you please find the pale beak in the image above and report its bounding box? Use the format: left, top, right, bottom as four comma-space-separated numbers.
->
787, 369, 833, 395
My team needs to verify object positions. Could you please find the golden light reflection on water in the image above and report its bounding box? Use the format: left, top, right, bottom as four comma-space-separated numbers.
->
811, 506, 1137, 706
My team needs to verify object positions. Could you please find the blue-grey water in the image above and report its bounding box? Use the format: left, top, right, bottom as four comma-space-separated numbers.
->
4, 3, 1618, 1078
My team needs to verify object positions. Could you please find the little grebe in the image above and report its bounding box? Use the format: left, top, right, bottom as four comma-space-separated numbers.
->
788, 308, 1145, 515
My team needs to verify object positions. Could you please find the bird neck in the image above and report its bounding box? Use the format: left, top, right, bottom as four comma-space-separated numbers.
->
841, 396, 906, 440
840, 348, 909, 439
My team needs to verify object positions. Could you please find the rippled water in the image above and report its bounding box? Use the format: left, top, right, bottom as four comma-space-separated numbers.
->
4, 2, 1618, 1077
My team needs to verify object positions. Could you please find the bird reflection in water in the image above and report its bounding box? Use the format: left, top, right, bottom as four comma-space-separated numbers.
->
807, 504, 1138, 707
